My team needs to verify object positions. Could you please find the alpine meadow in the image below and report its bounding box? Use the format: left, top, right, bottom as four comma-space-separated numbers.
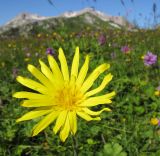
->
0, 2, 160, 156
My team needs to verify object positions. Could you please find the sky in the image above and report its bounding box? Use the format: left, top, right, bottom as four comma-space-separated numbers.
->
0, 0, 159, 28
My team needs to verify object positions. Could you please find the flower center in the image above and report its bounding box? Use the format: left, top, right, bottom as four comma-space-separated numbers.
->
55, 83, 84, 110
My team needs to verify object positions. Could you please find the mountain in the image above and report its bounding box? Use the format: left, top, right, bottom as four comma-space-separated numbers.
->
0, 8, 135, 36
4, 13, 50, 28
60, 8, 131, 27
0, 13, 50, 34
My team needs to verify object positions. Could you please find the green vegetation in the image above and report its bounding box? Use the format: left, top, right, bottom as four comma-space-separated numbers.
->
0, 23, 160, 156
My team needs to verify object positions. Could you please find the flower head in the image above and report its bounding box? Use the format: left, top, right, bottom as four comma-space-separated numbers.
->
144, 52, 157, 66
13, 47, 115, 142
110, 52, 116, 59
150, 117, 159, 125
37, 33, 41, 38
121, 46, 131, 54
12, 67, 19, 78
26, 52, 31, 57
141, 55, 144, 59
155, 85, 160, 96
46, 48, 55, 55
35, 52, 39, 57
98, 34, 106, 45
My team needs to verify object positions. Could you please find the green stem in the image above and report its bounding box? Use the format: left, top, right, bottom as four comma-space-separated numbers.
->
101, 133, 106, 144
105, 125, 132, 133
71, 135, 78, 156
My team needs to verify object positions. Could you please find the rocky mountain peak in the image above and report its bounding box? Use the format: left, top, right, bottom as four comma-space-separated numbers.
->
4, 12, 49, 28
60, 7, 133, 28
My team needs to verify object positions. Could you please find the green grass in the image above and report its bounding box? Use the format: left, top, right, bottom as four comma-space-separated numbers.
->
0, 26, 160, 156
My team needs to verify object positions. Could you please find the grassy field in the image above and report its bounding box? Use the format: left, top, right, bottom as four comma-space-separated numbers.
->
0, 27, 160, 156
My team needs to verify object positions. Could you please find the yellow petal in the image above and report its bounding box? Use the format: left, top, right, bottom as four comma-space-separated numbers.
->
76, 55, 89, 86
16, 76, 48, 94
21, 98, 55, 107
53, 110, 68, 134
85, 73, 113, 97
80, 91, 116, 107
13, 91, 49, 99
80, 63, 110, 93
48, 55, 63, 82
77, 111, 101, 121
16, 107, 52, 122
32, 111, 59, 136
58, 48, 69, 81
68, 111, 77, 134
82, 107, 111, 116
71, 47, 79, 78
59, 115, 70, 142
27, 64, 54, 90
39, 60, 57, 86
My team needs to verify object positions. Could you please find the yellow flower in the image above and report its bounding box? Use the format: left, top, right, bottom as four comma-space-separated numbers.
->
24, 58, 30, 62
95, 32, 99, 37
1, 62, 5, 67
37, 34, 41, 38
155, 90, 160, 96
150, 117, 159, 125
122, 118, 126, 122
141, 55, 144, 59
86, 27, 90, 30
13, 47, 115, 142
8, 44, 12, 48
53, 32, 57, 36
70, 34, 73, 38
125, 58, 131, 62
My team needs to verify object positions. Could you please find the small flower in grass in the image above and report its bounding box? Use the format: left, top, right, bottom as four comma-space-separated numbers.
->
46, 48, 55, 55
8, 44, 12, 48
12, 67, 19, 79
141, 55, 144, 59
13, 47, 115, 142
121, 45, 131, 54
24, 58, 30, 62
37, 33, 42, 38
98, 34, 106, 45
155, 86, 160, 96
110, 52, 116, 59
143, 52, 157, 66
35, 52, 39, 57
1, 62, 5, 67
150, 117, 159, 125
26, 52, 31, 58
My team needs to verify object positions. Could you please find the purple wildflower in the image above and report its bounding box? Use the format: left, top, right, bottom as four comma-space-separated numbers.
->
158, 120, 160, 126
111, 52, 116, 59
157, 86, 160, 91
98, 34, 106, 45
76, 32, 82, 38
144, 52, 157, 66
46, 48, 55, 55
121, 46, 131, 54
